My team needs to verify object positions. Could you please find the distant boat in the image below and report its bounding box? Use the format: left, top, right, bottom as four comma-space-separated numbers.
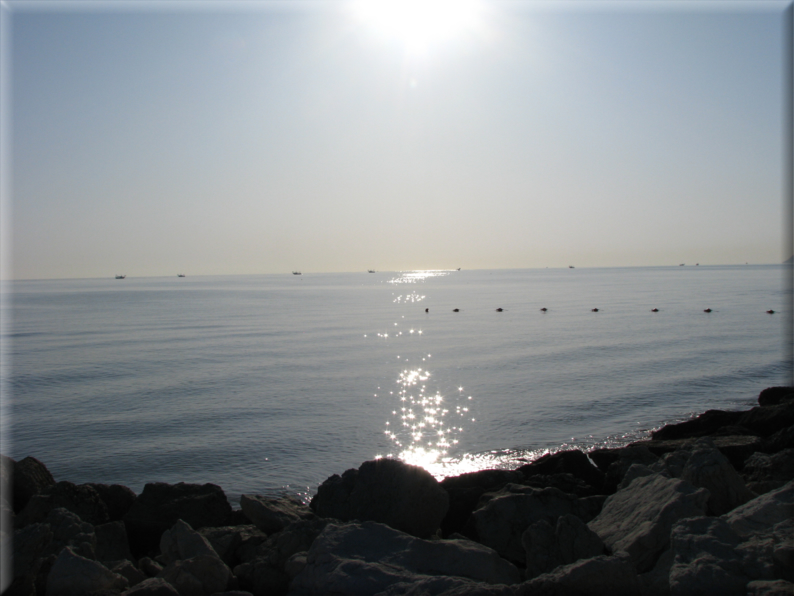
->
457, 268, 461, 271
679, 263, 685, 266
292, 271, 301, 275
569, 266, 575, 269
115, 275, 126, 279
368, 270, 375, 273
177, 274, 186, 278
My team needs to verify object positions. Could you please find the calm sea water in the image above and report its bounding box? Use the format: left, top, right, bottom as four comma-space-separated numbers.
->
1, 265, 791, 504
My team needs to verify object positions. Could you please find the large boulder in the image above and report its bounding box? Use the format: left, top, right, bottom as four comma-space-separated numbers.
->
518, 553, 642, 596
680, 445, 755, 515
43, 506, 97, 559
240, 494, 314, 534
123, 482, 233, 556
157, 554, 234, 596
630, 435, 762, 471
517, 450, 605, 492
522, 514, 606, 579
310, 458, 449, 538
198, 524, 262, 568
12, 456, 55, 514
15, 481, 109, 527
159, 519, 219, 564
290, 521, 520, 595
737, 401, 794, 438
742, 449, 794, 494
722, 480, 794, 539
45, 546, 128, 596
12, 522, 53, 592
86, 482, 138, 521
758, 387, 794, 407
587, 473, 709, 573
95, 520, 134, 563
440, 469, 523, 537
651, 410, 744, 441
471, 484, 604, 564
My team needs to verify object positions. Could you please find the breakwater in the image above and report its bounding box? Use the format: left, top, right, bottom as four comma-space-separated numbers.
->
3, 386, 793, 595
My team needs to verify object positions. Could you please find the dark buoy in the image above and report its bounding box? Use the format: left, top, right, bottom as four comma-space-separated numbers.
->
651, 308, 659, 312
766, 310, 775, 314
453, 308, 460, 312
540, 307, 548, 312
425, 308, 429, 313
591, 308, 599, 312
496, 308, 503, 312
704, 308, 712, 313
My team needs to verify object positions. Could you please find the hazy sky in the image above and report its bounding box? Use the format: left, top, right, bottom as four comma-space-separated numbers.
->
3, 0, 789, 279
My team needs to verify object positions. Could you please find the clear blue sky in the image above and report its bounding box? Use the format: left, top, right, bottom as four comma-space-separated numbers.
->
3, 0, 788, 279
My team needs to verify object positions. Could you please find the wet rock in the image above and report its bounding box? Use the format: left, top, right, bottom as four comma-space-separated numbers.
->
12, 456, 56, 514
738, 401, 794, 438
742, 449, 794, 494
517, 450, 605, 493
630, 435, 762, 471
158, 554, 234, 596
95, 520, 134, 562
290, 521, 520, 595
46, 546, 128, 596
587, 473, 709, 573
522, 514, 606, 579
472, 484, 604, 564
518, 553, 642, 596
311, 458, 449, 538
240, 494, 314, 534
440, 469, 523, 537
123, 482, 233, 556
758, 387, 794, 407
121, 577, 180, 595
86, 483, 138, 522
651, 410, 744, 441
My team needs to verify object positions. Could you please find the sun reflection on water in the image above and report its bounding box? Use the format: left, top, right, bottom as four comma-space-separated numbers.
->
388, 270, 454, 284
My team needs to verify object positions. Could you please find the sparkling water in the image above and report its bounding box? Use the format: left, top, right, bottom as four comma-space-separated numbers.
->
2, 265, 790, 503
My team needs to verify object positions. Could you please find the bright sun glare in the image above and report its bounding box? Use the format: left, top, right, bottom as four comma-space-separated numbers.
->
351, 0, 482, 54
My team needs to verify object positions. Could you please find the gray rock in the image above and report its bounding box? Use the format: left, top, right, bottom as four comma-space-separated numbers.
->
15, 481, 109, 528
108, 559, 148, 587
617, 463, 657, 490
46, 546, 129, 596
722, 480, 794, 539
122, 576, 181, 595
587, 473, 709, 573
160, 519, 219, 564
138, 556, 164, 578
743, 449, 794, 494
681, 446, 755, 515
198, 524, 258, 567
12, 456, 55, 514
747, 580, 794, 595
240, 494, 314, 534
12, 522, 53, 583
260, 518, 333, 568
95, 520, 134, 562
85, 482, 138, 522
290, 521, 520, 595
311, 458, 449, 538
44, 506, 97, 559
518, 554, 642, 596
522, 514, 605, 579
473, 484, 603, 564
234, 556, 290, 596
603, 446, 661, 492
158, 554, 234, 596
233, 525, 270, 564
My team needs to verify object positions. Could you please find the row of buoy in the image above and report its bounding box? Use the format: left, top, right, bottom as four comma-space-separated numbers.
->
423, 307, 777, 314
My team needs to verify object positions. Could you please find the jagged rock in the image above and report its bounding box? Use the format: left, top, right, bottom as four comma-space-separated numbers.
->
123, 482, 233, 556
160, 519, 219, 564
638, 548, 674, 596
668, 515, 793, 596
518, 554, 642, 596
650, 449, 692, 478
96, 520, 134, 562
521, 472, 602, 497
681, 445, 755, 515
763, 425, 794, 454
46, 546, 128, 596
747, 579, 794, 595
722, 480, 794, 539
630, 435, 762, 471
440, 469, 523, 537
758, 387, 794, 407
199, 524, 260, 568
138, 556, 164, 578
158, 554, 234, 596
743, 449, 794, 494
472, 484, 604, 564
43, 506, 97, 559
108, 559, 148, 588
261, 518, 334, 567
240, 494, 314, 534
12, 522, 53, 588
522, 514, 605, 579
12, 456, 56, 514
598, 446, 660, 493
122, 576, 180, 595
652, 410, 744, 441
15, 481, 109, 528
311, 458, 449, 538
86, 483, 138, 521
738, 401, 794, 438
517, 450, 605, 492
617, 463, 657, 490
587, 473, 709, 573
290, 521, 520, 595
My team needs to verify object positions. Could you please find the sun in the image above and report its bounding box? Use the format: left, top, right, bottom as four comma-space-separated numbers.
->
350, 0, 483, 55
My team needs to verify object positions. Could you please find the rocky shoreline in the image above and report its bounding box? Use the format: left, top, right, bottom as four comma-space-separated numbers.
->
2, 386, 793, 596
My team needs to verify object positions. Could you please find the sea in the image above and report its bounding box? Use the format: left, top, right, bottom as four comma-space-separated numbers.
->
1, 265, 791, 505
